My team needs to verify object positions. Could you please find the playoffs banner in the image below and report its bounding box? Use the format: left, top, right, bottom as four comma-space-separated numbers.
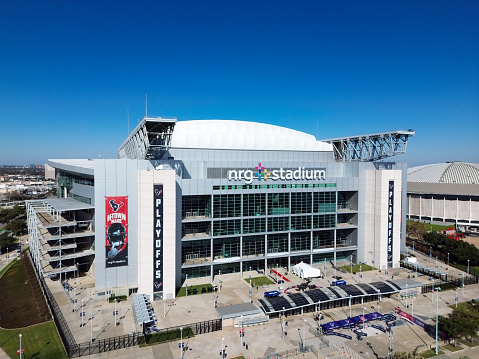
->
153, 185, 163, 292
105, 196, 128, 268
387, 181, 394, 262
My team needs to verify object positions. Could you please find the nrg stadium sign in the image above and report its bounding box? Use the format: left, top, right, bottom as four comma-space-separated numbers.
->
227, 163, 326, 185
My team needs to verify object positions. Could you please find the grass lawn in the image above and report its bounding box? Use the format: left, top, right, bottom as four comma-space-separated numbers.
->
176, 283, 216, 297
461, 339, 479, 347
340, 264, 374, 273
0, 257, 17, 278
0, 256, 51, 328
443, 344, 464, 352
421, 349, 445, 357
407, 220, 452, 233
139, 327, 194, 347
0, 321, 67, 359
244, 276, 274, 286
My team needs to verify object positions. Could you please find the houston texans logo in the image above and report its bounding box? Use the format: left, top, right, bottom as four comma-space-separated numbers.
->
154, 189, 163, 196
109, 199, 124, 212
154, 282, 163, 289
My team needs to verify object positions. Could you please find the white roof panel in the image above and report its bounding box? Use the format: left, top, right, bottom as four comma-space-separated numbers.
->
170, 120, 333, 152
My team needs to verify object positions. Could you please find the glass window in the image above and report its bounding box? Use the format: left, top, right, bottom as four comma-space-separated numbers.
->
312, 230, 334, 249
313, 192, 337, 213
213, 194, 241, 218
268, 216, 289, 232
291, 192, 312, 214
243, 193, 266, 217
213, 237, 240, 260
290, 215, 311, 231
267, 234, 288, 253
182, 195, 211, 219
268, 193, 290, 215
313, 214, 336, 229
182, 239, 211, 265
242, 235, 265, 258
212, 219, 241, 236
243, 218, 266, 234
290, 232, 310, 252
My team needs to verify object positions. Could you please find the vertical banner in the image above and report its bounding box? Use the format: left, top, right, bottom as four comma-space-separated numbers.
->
105, 196, 128, 267
387, 181, 394, 262
153, 185, 163, 292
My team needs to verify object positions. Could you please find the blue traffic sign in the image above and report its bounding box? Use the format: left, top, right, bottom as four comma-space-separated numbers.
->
72, 299, 77, 303
178, 343, 185, 348
80, 312, 85, 317
113, 311, 119, 316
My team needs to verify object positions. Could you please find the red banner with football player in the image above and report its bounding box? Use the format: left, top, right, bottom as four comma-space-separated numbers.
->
105, 196, 128, 268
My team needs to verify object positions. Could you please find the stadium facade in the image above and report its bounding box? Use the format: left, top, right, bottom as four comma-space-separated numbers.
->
27, 118, 414, 300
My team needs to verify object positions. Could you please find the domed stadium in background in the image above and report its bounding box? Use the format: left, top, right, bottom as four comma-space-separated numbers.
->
407, 161, 479, 233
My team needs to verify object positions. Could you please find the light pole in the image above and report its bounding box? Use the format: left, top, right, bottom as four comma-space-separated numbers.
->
303, 319, 306, 346
455, 288, 458, 308
350, 255, 353, 274
240, 315, 243, 347
405, 284, 408, 308
19, 334, 22, 359
412, 240, 415, 255
114, 298, 118, 326
429, 246, 432, 258
90, 313, 94, 343
249, 267, 252, 303
467, 259, 470, 274
106, 281, 110, 303
185, 274, 188, 297
318, 301, 321, 334
221, 337, 225, 358
180, 327, 183, 359
349, 295, 352, 318
462, 273, 465, 295
447, 253, 449, 270
73, 287, 76, 312
377, 290, 381, 313
362, 307, 366, 329
359, 265, 362, 283
435, 256, 438, 270
435, 287, 441, 355
81, 299, 84, 327
323, 258, 327, 277
411, 296, 415, 318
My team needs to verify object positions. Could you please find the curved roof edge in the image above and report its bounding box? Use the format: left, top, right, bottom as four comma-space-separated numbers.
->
170, 120, 333, 152
408, 161, 479, 185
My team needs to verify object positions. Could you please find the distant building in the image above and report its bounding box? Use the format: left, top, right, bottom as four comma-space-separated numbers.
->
407, 161, 479, 230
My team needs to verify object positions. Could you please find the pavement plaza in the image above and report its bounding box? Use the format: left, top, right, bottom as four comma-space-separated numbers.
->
1, 247, 478, 359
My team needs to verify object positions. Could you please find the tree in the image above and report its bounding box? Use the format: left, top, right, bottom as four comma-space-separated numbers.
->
4, 219, 27, 236
406, 221, 427, 241
0, 232, 16, 250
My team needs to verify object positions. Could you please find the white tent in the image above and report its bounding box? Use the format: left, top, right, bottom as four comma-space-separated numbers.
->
292, 262, 322, 279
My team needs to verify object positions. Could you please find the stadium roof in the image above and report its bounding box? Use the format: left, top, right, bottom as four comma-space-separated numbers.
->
408, 162, 479, 196
170, 119, 332, 152
117, 117, 414, 161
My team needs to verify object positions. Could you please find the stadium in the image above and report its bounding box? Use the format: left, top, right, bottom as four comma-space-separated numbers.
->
27, 117, 415, 301
407, 162, 479, 232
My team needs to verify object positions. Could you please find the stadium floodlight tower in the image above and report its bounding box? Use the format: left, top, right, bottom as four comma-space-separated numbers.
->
117, 117, 177, 161
322, 129, 415, 162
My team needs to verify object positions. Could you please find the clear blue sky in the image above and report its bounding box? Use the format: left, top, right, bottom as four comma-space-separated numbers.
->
1, 0, 478, 167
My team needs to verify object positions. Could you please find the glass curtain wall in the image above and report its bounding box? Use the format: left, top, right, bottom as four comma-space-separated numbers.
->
242, 235, 265, 258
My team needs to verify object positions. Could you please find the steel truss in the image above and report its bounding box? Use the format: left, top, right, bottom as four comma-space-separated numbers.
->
117, 117, 177, 160
323, 130, 415, 162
